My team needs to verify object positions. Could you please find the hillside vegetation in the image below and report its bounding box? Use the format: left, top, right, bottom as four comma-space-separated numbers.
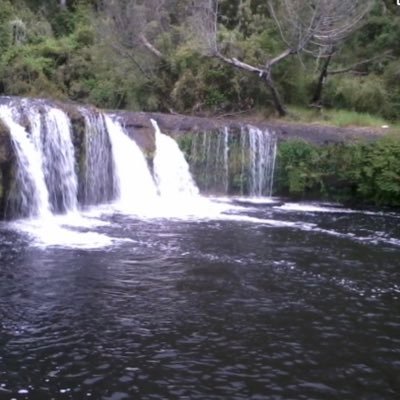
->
0, 0, 399, 123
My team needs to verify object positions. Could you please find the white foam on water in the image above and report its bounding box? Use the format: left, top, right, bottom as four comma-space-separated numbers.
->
276, 203, 350, 213
10, 211, 118, 249
8, 196, 400, 249
11, 220, 114, 249
54, 211, 111, 229
232, 196, 280, 205
213, 213, 317, 230
276, 202, 400, 218
111, 195, 241, 220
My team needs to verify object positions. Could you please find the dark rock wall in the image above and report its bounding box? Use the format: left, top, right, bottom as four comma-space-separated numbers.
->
0, 119, 13, 217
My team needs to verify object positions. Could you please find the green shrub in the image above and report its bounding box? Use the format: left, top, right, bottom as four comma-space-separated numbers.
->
382, 60, 400, 120
325, 75, 388, 115
275, 60, 313, 106
276, 136, 400, 206
0, 1, 13, 52
276, 139, 323, 196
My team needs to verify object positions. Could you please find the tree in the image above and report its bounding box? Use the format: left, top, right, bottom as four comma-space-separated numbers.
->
97, 0, 182, 71
190, 0, 373, 116
96, 0, 192, 110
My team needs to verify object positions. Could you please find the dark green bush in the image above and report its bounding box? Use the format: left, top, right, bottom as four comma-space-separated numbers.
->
276, 136, 400, 206
324, 75, 388, 115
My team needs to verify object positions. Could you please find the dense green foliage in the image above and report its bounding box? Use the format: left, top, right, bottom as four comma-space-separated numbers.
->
276, 137, 400, 206
0, 0, 398, 121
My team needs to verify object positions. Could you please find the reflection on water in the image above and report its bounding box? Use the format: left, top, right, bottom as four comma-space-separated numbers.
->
0, 200, 400, 399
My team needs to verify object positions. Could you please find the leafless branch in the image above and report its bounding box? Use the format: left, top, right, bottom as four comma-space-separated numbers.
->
139, 34, 164, 59
329, 51, 394, 75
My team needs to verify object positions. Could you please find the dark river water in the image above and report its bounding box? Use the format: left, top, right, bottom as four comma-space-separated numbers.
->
0, 200, 399, 399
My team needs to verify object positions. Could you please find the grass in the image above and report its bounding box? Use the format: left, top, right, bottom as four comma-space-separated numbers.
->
283, 106, 397, 129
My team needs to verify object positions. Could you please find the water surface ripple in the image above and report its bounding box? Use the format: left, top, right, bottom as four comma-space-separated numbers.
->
0, 202, 399, 399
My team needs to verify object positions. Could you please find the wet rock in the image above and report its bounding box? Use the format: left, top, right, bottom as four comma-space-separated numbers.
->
0, 119, 12, 164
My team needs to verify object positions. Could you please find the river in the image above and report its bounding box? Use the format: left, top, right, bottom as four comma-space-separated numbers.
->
0, 199, 399, 399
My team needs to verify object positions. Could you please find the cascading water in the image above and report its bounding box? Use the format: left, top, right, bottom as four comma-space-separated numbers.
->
188, 126, 277, 197
0, 99, 276, 229
0, 98, 280, 248
81, 110, 116, 206
247, 126, 277, 197
0, 105, 51, 219
152, 119, 199, 198
0, 103, 79, 218
105, 116, 158, 210
190, 129, 230, 194
222, 127, 229, 193
33, 106, 78, 213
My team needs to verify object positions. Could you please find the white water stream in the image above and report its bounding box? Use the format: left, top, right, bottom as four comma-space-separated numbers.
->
105, 115, 158, 211
152, 119, 199, 199
0, 105, 51, 219
190, 125, 277, 196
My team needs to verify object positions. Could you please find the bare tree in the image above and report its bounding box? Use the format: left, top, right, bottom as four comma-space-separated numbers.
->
96, 0, 192, 111
190, 0, 373, 116
97, 0, 168, 79
269, 0, 372, 54
98, 0, 179, 76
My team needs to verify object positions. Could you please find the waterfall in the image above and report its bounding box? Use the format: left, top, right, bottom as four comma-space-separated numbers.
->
152, 119, 199, 198
187, 126, 277, 197
0, 105, 51, 219
0, 103, 80, 218
223, 127, 229, 193
190, 129, 230, 194
81, 110, 115, 206
105, 116, 158, 210
0, 98, 277, 226
247, 126, 277, 197
35, 107, 78, 213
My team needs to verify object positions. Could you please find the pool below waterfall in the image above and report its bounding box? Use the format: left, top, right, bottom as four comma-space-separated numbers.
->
0, 199, 399, 399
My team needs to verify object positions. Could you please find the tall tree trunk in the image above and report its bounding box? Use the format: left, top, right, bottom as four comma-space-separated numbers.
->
59, 0, 67, 9
311, 49, 392, 106
215, 51, 290, 117
264, 74, 287, 117
311, 50, 334, 106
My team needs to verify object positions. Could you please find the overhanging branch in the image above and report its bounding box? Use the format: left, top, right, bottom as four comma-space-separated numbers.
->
139, 34, 164, 59
329, 51, 393, 75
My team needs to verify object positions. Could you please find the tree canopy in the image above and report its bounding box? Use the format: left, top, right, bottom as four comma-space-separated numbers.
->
0, 0, 398, 120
